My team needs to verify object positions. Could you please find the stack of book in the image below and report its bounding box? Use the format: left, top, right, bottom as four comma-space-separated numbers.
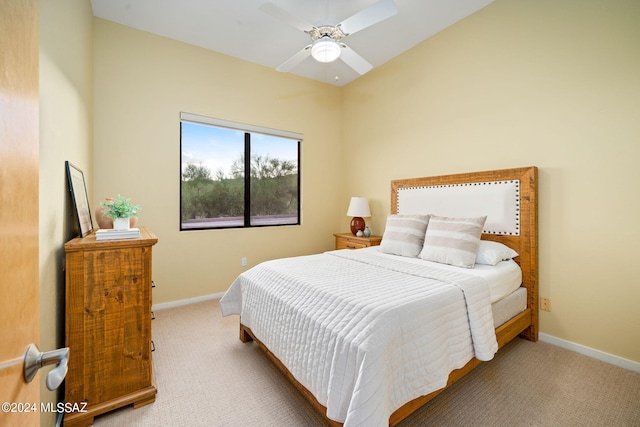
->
95, 228, 140, 241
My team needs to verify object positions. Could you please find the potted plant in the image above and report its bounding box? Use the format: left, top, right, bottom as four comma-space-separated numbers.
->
100, 194, 141, 230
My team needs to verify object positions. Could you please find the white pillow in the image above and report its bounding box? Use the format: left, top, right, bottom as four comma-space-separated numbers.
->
475, 240, 519, 266
419, 215, 487, 268
379, 214, 430, 257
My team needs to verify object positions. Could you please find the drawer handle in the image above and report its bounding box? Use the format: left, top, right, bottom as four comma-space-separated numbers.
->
346, 245, 356, 249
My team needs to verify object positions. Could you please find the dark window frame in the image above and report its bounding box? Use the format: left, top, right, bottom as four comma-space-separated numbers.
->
180, 112, 302, 231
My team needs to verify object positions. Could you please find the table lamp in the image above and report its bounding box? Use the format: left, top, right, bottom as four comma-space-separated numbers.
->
347, 197, 371, 235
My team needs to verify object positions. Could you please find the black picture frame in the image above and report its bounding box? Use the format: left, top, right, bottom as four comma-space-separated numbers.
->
66, 161, 93, 237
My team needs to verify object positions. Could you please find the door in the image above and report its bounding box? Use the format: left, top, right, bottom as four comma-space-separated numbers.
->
0, 0, 41, 426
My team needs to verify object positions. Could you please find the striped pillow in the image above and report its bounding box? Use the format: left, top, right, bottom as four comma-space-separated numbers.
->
419, 215, 487, 268
379, 214, 430, 257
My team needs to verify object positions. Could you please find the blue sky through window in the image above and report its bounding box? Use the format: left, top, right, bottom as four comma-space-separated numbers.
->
181, 122, 298, 179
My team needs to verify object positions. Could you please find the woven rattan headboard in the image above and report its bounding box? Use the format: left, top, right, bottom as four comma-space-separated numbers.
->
390, 166, 539, 340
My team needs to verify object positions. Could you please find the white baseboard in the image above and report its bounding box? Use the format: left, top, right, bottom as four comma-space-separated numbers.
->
153, 292, 224, 311
539, 333, 640, 373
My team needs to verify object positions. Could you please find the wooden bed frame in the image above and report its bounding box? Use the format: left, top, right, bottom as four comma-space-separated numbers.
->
239, 166, 538, 426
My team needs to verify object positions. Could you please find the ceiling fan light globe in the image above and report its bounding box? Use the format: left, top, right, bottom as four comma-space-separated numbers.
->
311, 37, 341, 63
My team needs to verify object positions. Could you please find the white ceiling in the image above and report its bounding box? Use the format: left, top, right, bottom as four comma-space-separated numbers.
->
91, 0, 494, 87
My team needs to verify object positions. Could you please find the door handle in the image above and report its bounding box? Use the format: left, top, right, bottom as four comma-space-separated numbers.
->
23, 344, 70, 391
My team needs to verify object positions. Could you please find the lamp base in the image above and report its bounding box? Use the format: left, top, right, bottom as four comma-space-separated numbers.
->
350, 217, 365, 235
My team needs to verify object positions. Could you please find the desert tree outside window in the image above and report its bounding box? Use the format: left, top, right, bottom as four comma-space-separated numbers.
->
180, 112, 301, 230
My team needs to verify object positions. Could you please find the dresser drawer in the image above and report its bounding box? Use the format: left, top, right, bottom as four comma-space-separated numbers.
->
334, 233, 382, 250
336, 238, 369, 250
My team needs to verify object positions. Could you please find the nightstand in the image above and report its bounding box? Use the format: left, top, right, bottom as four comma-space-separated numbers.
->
334, 233, 382, 250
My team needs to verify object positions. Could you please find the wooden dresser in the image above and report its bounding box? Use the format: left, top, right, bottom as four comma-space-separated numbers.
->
334, 232, 382, 250
63, 227, 158, 426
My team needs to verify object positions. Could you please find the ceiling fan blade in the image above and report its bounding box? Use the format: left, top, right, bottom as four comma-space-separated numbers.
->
339, 0, 398, 35
340, 46, 373, 75
276, 45, 312, 72
260, 2, 313, 32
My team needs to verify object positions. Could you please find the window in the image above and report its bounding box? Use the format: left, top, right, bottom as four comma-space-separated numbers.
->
180, 112, 301, 230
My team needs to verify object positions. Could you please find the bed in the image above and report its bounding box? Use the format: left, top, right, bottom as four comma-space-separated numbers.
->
220, 166, 538, 426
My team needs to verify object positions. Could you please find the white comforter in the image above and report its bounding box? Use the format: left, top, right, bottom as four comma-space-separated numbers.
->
220, 249, 498, 426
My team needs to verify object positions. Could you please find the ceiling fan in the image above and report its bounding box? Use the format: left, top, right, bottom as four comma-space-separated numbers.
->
260, 0, 398, 75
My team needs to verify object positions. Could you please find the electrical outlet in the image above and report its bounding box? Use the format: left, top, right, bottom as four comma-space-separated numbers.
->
241, 257, 247, 267
540, 297, 551, 312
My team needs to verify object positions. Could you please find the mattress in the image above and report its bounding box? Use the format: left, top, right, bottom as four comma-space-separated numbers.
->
358, 246, 527, 329
221, 248, 505, 426
358, 246, 522, 303
492, 287, 527, 328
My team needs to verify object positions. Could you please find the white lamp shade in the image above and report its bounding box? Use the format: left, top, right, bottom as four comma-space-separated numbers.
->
347, 197, 371, 217
311, 36, 341, 63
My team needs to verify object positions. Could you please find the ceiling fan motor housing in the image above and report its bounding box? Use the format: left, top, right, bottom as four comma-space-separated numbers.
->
308, 25, 346, 42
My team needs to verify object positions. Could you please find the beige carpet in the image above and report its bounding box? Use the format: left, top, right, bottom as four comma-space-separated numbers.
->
92, 299, 640, 426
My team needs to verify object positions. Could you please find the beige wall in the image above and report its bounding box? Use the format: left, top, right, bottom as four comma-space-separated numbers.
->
93, 20, 344, 304
39, 0, 94, 423
342, 0, 640, 362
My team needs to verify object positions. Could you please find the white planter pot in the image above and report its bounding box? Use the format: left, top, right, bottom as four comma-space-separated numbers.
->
113, 218, 130, 230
